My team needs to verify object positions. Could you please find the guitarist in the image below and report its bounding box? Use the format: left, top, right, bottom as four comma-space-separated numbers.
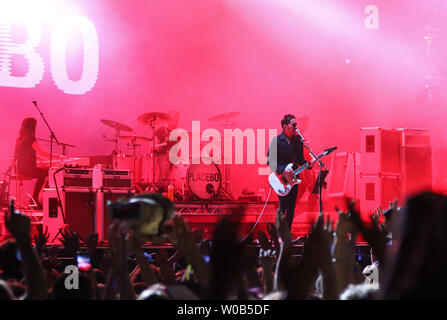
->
267, 114, 310, 228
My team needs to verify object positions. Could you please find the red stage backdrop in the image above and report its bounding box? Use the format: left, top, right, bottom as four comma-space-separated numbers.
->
1, 0, 446, 198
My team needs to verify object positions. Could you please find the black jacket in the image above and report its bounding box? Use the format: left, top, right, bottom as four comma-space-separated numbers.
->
267, 131, 306, 175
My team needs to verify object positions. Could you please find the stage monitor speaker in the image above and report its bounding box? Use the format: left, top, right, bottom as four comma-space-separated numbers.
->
359, 174, 402, 219
96, 188, 134, 242
326, 152, 361, 211
360, 128, 401, 175
327, 152, 360, 199
42, 188, 96, 242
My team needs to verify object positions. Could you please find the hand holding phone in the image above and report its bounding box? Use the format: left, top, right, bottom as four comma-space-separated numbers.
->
5, 199, 31, 240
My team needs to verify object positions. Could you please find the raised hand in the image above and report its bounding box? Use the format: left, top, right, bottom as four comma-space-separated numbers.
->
372, 206, 383, 227
335, 205, 356, 241
276, 212, 292, 245
154, 249, 176, 285
346, 199, 387, 263
168, 215, 210, 286
4, 208, 31, 241
108, 222, 127, 273
306, 214, 334, 264
34, 224, 49, 256
266, 222, 280, 255
58, 225, 80, 258
257, 230, 271, 251
304, 213, 338, 299
258, 230, 276, 294
257, 230, 276, 268
169, 215, 199, 259
4, 205, 47, 299
106, 221, 135, 300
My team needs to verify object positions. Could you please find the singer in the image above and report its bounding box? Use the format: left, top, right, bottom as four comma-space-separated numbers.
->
267, 114, 310, 228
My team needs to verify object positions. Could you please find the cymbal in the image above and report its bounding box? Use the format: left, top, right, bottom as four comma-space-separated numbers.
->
208, 112, 240, 122
118, 135, 152, 143
138, 112, 171, 126
101, 119, 133, 132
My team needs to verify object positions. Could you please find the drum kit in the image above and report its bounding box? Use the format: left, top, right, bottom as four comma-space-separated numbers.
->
100, 111, 240, 201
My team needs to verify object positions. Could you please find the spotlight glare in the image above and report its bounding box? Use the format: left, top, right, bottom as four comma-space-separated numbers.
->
0, 0, 57, 21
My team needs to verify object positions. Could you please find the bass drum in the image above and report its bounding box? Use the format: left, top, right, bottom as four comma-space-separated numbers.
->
170, 158, 221, 200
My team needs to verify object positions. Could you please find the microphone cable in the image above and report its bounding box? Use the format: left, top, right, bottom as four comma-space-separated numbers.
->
240, 186, 273, 242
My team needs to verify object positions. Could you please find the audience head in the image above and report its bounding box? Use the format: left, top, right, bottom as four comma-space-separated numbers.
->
383, 192, 447, 299
340, 284, 379, 300
51, 272, 93, 300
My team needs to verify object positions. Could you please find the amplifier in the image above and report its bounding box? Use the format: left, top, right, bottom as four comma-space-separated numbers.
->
49, 167, 93, 188
360, 127, 401, 175
93, 166, 132, 189
42, 187, 96, 242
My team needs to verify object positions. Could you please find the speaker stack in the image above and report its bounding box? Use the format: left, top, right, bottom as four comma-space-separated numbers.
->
359, 127, 432, 218
42, 165, 134, 243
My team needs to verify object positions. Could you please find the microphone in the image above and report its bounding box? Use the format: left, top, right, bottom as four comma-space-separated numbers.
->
32, 101, 37, 106
295, 128, 305, 142
324, 146, 337, 154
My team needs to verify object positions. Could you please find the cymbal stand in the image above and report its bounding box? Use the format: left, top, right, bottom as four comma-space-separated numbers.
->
148, 118, 157, 191
127, 138, 140, 186
218, 119, 234, 200
102, 129, 120, 169
112, 128, 121, 169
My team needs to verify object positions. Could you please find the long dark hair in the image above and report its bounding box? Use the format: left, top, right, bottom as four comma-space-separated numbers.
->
18, 117, 37, 139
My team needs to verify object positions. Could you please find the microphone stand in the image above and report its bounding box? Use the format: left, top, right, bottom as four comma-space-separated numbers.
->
32, 101, 60, 167
297, 132, 329, 215
38, 138, 75, 156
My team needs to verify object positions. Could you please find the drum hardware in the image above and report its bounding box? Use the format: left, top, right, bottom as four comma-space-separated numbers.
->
101, 119, 134, 169
100, 119, 133, 132
137, 112, 171, 127
38, 138, 76, 156
118, 135, 152, 143
137, 112, 172, 190
208, 112, 241, 200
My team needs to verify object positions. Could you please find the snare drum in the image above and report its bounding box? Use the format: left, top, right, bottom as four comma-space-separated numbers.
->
169, 158, 221, 200
116, 154, 142, 184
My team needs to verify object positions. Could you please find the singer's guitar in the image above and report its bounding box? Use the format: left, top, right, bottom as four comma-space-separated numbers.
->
268, 147, 336, 196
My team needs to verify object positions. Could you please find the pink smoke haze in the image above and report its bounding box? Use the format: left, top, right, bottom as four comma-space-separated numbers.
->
1, 0, 446, 203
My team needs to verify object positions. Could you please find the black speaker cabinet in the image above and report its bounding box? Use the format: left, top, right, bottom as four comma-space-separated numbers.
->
43, 188, 96, 242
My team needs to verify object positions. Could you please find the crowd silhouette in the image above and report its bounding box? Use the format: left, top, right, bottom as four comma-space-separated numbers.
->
0, 190, 446, 300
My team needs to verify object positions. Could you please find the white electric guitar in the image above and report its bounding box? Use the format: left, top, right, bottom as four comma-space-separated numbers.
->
268, 147, 336, 196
